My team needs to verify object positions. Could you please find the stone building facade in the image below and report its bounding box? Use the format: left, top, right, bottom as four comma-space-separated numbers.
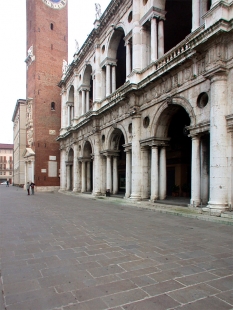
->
58, 0, 233, 214
24, 0, 68, 191
12, 99, 27, 186
0, 144, 13, 184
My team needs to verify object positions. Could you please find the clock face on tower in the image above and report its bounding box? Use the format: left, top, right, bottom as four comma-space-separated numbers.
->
42, 0, 67, 9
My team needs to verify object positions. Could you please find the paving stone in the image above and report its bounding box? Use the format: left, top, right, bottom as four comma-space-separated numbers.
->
62, 298, 108, 309
207, 275, 233, 291
102, 288, 149, 308
4, 279, 41, 296
87, 265, 125, 277
122, 294, 180, 310
6, 290, 77, 310
143, 279, 185, 296
118, 267, 159, 280
167, 283, 220, 303
215, 289, 233, 306
175, 271, 220, 286
130, 275, 158, 287
174, 296, 232, 310
119, 259, 157, 271
73, 279, 137, 302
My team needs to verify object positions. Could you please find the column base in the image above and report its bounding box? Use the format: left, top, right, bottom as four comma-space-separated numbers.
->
92, 191, 102, 197
150, 195, 158, 202
190, 199, 201, 207
207, 201, 228, 210
130, 193, 141, 201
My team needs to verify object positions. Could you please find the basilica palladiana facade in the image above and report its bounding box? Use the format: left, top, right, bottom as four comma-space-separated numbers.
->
58, 0, 233, 214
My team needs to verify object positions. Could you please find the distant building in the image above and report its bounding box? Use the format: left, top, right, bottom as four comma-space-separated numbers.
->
12, 99, 27, 187
23, 0, 68, 191
58, 0, 233, 215
0, 144, 13, 184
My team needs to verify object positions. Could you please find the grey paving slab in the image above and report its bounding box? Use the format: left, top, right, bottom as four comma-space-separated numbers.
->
0, 186, 232, 310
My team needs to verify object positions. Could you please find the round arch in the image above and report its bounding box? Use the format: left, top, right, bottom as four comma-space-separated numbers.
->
151, 96, 195, 138
106, 124, 128, 150
107, 25, 126, 59
68, 85, 74, 102
83, 64, 92, 85
82, 140, 93, 158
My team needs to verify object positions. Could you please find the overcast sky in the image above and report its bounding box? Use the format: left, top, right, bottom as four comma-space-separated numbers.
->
0, 0, 110, 144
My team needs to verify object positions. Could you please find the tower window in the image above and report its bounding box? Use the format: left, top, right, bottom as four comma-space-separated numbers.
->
51, 102, 55, 110
50, 23, 54, 30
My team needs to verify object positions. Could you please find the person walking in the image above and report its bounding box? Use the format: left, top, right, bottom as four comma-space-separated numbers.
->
6, 180, 9, 187
30, 182, 35, 195
26, 182, 30, 195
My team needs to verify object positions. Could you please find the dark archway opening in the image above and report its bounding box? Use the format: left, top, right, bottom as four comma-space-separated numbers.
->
164, 0, 192, 53
83, 141, 93, 192
116, 33, 126, 90
166, 107, 191, 197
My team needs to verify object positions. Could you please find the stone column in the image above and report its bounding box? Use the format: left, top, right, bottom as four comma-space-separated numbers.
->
141, 26, 148, 68
141, 147, 150, 199
24, 161, 27, 187
151, 17, 158, 62
61, 89, 67, 128
86, 90, 89, 112
106, 155, 112, 192
72, 144, 78, 192
229, 131, 233, 209
113, 156, 118, 194
150, 146, 159, 201
31, 161, 34, 183
67, 105, 71, 126
93, 75, 96, 103
208, 72, 228, 211
125, 149, 131, 198
126, 41, 131, 76
200, 137, 209, 204
192, 0, 200, 31
159, 146, 166, 200
60, 149, 66, 190
102, 67, 106, 99
101, 156, 106, 194
112, 65, 116, 93
106, 64, 111, 96
158, 19, 164, 58
66, 165, 71, 190
94, 44, 102, 101
86, 161, 91, 192
93, 134, 102, 196
190, 135, 201, 207
201, 0, 209, 25
130, 114, 141, 200
132, 0, 142, 70
82, 90, 86, 115
81, 161, 86, 192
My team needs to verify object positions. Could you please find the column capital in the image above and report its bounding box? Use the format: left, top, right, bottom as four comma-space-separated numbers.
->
203, 67, 228, 82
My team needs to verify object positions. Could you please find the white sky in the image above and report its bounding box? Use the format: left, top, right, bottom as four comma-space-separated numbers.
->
0, 0, 110, 144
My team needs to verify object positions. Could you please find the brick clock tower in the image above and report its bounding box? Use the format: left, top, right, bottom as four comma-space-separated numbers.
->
24, 0, 68, 191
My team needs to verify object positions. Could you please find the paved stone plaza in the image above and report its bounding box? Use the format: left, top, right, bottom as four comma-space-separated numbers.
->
0, 186, 232, 310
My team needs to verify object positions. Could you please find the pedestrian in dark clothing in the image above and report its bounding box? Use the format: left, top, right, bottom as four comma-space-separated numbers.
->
26, 182, 30, 195
30, 182, 35, 195
6, 181, 9, 187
